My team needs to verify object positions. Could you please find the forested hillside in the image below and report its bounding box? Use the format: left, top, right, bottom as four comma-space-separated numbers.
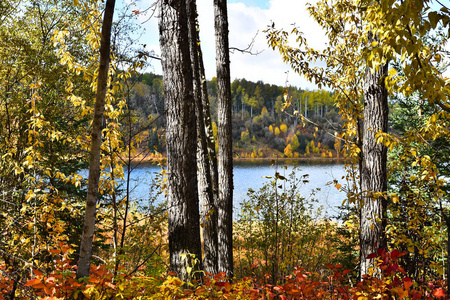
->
128, 73, 342, 159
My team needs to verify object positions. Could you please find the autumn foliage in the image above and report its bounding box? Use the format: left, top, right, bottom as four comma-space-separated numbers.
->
0, 245, 446, 299
1, 0, 450, 299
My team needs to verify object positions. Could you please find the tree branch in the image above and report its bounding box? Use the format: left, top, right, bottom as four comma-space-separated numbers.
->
229, 30, 264, 55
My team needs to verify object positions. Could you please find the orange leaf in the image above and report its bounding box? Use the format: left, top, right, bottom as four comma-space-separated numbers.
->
88, 278, 100, 283
403, 278, 413, 290
391, 286, 407, 298
24, 278, 41, 286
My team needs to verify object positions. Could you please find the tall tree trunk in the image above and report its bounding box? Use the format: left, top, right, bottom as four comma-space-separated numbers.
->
214, 0, 234, 278
198, 30, 220, 273
76, 0, 115, 279
446, 215, 450, 296
159, 0, 202, 282
359, 34, 388, 278
199, 42, 219, 205
186, 0, 218, 275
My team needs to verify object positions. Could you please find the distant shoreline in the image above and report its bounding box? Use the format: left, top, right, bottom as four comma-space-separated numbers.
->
121, 154, 347, 165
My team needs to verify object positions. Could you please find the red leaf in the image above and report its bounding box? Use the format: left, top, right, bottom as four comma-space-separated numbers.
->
377, 248, 386, 256
433, 288, 445, 298
391, 250, 401, 259
32, 269, 42, 277
366, 253, 377, 259
325, 264, 334, 269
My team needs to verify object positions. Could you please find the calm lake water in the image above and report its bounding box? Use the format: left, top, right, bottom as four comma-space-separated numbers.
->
119, 160, 347, 219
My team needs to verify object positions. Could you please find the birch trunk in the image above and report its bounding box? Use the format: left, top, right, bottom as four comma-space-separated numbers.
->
359, 35, 388, 278
77, 0, 115, 279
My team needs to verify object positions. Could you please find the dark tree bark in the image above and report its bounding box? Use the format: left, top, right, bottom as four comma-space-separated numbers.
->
158, 0, 202, 282
199, 37, 219, 204
438, 202, 450, 296
359, 34, 388, 278
77, 0, 116, 279
186, 0, 219, 275
214, 0, 234, 277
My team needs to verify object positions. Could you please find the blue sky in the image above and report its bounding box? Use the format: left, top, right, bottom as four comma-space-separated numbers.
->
228, 0, 270, 9
121, 0, 325, 90
119, 0, 450, 90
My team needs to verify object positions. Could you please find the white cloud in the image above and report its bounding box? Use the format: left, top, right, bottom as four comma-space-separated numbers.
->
135, 0, 327, 90
199, 0, 327, 90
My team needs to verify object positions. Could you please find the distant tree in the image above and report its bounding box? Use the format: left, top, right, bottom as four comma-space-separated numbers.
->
290, 134, 299, 151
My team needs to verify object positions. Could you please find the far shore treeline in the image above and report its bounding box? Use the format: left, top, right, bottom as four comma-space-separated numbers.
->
130, 72, 343, 160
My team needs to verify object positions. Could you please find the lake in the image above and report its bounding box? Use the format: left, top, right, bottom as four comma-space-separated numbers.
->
119, 160, 348, 219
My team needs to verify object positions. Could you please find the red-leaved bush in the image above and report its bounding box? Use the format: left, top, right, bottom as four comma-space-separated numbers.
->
1, 245, 447, 299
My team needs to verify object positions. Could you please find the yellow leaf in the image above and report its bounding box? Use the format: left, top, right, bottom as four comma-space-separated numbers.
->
391, 194, 399, 203
388, 68, 397, 76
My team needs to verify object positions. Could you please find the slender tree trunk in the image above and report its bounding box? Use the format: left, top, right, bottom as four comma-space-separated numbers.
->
214, 0, 234, 278
440, 207, 450, 296
304, 96, 307, 118
76, 0, 115, 279
186, 0, 218, 275
198, 32, 221, 274
447, 216, 450, 296
159, 0, 202, 282
359, 34, 388, 278
199, 44, 219, 204
198, 43, 219, 206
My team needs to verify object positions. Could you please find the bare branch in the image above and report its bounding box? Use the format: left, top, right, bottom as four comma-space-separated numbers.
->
230, 30, 264, 55
138, 0, 159, 25
126, 244, 162, 277
437, 99, 450, 112
435, 0, 450, 11
137, 50, 161, 61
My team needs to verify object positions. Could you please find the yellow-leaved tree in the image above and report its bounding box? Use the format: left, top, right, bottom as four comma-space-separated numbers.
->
0, 1, 99, 293
266, 0, 450, 279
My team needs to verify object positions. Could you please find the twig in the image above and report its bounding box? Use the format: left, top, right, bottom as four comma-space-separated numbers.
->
126, 244, 161, 277
230, 30, 264, 55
